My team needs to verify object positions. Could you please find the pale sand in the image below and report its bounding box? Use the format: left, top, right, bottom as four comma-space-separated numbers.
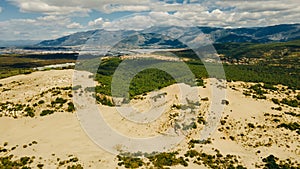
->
0, 69, 299, 168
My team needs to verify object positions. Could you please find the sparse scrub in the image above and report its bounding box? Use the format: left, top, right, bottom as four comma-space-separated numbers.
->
277, 122, 300, 134
117, 155, 144, 168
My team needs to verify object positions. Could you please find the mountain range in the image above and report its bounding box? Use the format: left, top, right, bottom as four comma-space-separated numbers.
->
38, 24, 300, 48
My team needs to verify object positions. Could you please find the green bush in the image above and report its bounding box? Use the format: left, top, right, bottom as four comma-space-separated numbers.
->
38, 100, 45, 104
37, 163, 44, 169
248, 123, 255, 128
262, 155, 299, 169
262, 84, 278, 90
24, 107, 35, 117
117, 155, 144, 168
147, 152, 187, 168
40, 110, 54, 116
72, 85, 82, 91
280, 98, 299, 107
51, 97, 67, 105
67, 164, 84, 169
277, 122, 300, 134
271, 98, 280, 104
95, 95, 114, 106
67, 102, 75, 112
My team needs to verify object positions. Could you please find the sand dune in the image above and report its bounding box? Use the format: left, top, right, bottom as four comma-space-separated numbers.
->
0, 69, 299, 168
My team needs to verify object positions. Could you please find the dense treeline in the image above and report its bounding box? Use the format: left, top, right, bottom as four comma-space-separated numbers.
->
90, 55, 299, 100
170, 40, 300, 60
213, 39, 300, 59
18, 53, 78, 60
94, 58, 196, 98
223, 64, 299, 89
0, 53, 77, 79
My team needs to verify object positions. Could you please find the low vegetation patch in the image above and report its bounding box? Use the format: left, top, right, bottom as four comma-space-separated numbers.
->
40, 109, 54, 116
277, 122, 300, 134
184, 149, 246, 169
280, 98, 299, 107
117, 155, 145, 168
0, 155, 34, 168
261, 155, 299, 169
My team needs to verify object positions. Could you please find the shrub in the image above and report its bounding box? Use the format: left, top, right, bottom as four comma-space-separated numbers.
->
248, 123, 255, 128
261, 155, 299, 169
69, 157, 78, 162
117, 155, 144, 168
38, 100, 45, 104
40, 110, 54, 116
284, 112, 300, 117
51, 97, 67, 106
220, 120, 226, 125
252, 94, 267, 99
37, 164, 44, 169
147, 152, 187, 168
277, 122, 300, 134
271, 98, 280, 104
229, 136, 235, 141
67, 164, 84, 169
250, 84, 267, 95
201, 97, 209, 101
197, 116, 206, 124
182, 122, 197, 130
185, 150, 200, 158
280, 98, 299, 107
20, 157, 30, 165
221, 99, 229, 105
95, 95, 114, 106
67, 102, 75, 112
72, 85, 82, 91
262, 84, 277, 90
274, 107, 282, 111
24, 107, 35, 117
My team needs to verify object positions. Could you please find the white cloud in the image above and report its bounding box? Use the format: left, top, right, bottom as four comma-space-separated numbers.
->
103, 4, 150, 13
8, 0, 300, 26
88, 17, 104, 28
8, 0, 90, 16
102, 15, 154, 30
67, 22, 83, 29
2, 0, 300, 40
0, 6, 2, 13
8, 0, 151, 15
0, 15, 82, 40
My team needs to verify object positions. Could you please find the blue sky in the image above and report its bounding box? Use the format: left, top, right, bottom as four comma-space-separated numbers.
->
0, 0, 299, 40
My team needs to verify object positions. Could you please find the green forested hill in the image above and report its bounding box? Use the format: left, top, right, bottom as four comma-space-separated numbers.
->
214, 39, 300, 59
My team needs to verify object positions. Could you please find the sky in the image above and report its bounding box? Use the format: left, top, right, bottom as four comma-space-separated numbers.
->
0, 0, 299, 40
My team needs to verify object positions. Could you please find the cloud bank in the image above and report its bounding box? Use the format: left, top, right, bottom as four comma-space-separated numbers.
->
1, 0, 299, 40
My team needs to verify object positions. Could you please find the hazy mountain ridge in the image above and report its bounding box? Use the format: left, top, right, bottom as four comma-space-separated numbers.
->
37, 24, 300, 48
0, 40, 40, 47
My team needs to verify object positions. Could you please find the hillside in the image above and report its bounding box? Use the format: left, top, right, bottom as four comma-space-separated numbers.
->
214, 39, 300, 59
